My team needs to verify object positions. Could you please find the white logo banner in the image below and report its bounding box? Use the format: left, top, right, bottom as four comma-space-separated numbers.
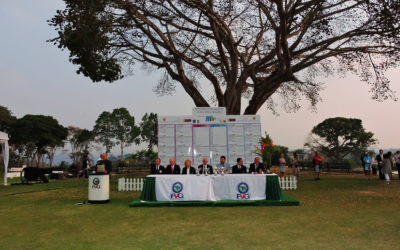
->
151, 174, 270, 201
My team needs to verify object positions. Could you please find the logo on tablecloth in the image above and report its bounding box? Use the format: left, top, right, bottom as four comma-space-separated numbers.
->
171, 182, 184, 199
237, 182, 250, 199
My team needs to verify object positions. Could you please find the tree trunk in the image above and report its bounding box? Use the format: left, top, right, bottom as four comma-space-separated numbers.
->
120, 141, 124, 161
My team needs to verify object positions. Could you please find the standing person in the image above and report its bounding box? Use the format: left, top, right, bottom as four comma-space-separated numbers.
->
249, 157, 266, 174
313, 152, 323, 180
279, 153, 286, 177
166, 158, 181, 174
81, 156, 91, 178
216, 156, 230, 174
291, 153, 301, 179
150, 158, 165, 174
97, 153, 112, 174
197, 157, 213, 175
182, 159, 196, 175
363, 152, 372, 180
382, 152, 393, 184
376, 149, 385, 180
395, 151, 400, 180
232, 158, 247, 174
361, 153, 366, 175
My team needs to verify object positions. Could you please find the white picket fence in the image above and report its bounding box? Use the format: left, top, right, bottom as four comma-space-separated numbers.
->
118, 177, 144, 191
118, 176, 297, 191
278, 176, 298, 190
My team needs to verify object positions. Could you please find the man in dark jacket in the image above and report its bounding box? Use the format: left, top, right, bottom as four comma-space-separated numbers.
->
232, 158, 247, 174
182, 159, 196, 175
166, 158, 181, 174
197, 157, 213, 175
375, 149, 384, 180
97, 153, 112, 174
249, 157, 266, 174
150, 158, 165, 174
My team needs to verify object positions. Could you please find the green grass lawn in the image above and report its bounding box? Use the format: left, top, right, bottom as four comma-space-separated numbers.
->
0, 173, 399, 249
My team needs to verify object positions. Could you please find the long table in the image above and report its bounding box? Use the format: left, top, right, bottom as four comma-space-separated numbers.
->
140, 174, 281, 202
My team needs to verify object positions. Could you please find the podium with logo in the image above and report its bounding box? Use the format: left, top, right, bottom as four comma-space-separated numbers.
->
88, 173, 110, 204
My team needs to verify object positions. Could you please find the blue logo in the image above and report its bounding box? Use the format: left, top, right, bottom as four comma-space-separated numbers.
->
237, 182, 249, 194
172, 182, 183, 193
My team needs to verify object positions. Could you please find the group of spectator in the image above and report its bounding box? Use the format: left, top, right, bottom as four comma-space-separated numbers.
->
371, 149, 400, 184
150, 156, 268, 175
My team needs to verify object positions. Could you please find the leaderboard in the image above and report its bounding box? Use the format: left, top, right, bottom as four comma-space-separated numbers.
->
158, 108, 261, 167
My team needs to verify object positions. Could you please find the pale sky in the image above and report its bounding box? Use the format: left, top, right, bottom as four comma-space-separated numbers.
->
1, 1, 399, 156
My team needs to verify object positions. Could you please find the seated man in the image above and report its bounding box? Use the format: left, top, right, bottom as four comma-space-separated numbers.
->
166, 158, 181, 174
197, 157, 213, 175
249, 157, 266, 174
216, 155, 230, 174
182, 159, 196, 175
232, 158, 247, 174
150, 158, 165, 174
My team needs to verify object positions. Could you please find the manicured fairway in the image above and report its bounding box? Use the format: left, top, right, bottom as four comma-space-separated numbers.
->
0, 173, 399, 249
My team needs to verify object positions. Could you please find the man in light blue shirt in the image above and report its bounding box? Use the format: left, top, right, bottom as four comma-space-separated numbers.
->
216, 156, 230, 174
363, 152, 372, 179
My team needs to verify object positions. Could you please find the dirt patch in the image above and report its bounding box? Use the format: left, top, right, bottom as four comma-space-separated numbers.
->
354, 191, 383, 197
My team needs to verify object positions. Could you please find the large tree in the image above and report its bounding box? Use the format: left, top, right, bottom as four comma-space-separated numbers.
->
67, 126, 95, 166
10, 115, 68, 167
93, 108, 140, 159
139, 112, 158, 151
93, 111, 116, 153
49, 0, 399, 114
305, 117, 376, 161
110, 108, 140, 160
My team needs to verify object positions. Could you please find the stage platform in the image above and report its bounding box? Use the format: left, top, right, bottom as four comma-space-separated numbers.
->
130, 193, 299, 207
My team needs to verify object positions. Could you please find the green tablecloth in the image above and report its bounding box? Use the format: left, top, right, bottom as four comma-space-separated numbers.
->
266, 175, 282, 200
140, 175, 282, 201
140, 177, 156, 201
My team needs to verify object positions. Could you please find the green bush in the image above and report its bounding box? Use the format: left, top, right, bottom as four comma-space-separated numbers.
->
342, 158, 357, 169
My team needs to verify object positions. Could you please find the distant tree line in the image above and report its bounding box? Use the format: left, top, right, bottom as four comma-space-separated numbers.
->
0, 106, 157, 168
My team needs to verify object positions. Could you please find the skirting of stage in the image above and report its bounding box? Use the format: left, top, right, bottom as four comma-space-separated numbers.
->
130, 193, 299, 207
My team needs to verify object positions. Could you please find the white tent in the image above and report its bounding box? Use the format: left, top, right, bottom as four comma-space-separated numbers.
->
0, 132, 10, 186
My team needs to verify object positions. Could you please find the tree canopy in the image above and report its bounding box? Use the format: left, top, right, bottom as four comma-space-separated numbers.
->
9, 115, 68, 167
111, 108, 141, 160
305, 117, 376, 161
49, 0, 400, 114
0, 106, 16, 132
93, 108, 140, 159
93, 111, 116, 153
139, 112, 158, 151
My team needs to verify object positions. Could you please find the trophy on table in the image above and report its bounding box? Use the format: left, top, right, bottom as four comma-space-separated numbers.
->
196, 167, 200, 176
214, 167, 218, 176
221, 167, 225, 176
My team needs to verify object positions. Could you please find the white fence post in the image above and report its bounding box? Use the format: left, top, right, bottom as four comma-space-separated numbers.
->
118, 178, 144, 191
118, 177, 123, 191
279, 176, 297, 190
